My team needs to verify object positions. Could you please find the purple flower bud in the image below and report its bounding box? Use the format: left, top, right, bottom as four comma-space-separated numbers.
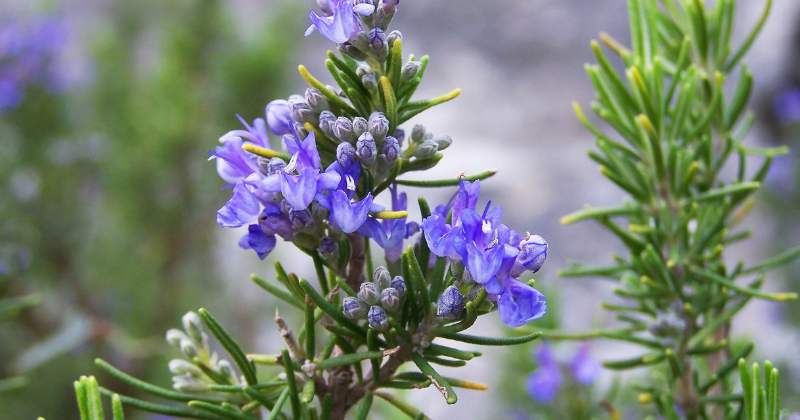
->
368, 28, 388, 58
361, 72, 378, 91
368, 112, 389, 140
266, 100, 294, 136
319, 110, 337, 137
391, 276, 406, 297
289, 95, 315, 123
305, 88, 328, 111
317, 236, 338, 258
401, 61, 420, 81
393, 128, 405, 145
513, 234, 548, 276
336, 142, 357, 168
367, 305, 389, 330
382, 136, 400, 162
343, 296, 368, 320
380, 287, 401, 312
411, 124, 425, 143
334, 117, 355, 142
352, 117, 368, 137
356, 133, 377, 165
373, 266, 392, 290
437, 286, 465, 320
358, 282, 380, 305
413, 140, 438, 159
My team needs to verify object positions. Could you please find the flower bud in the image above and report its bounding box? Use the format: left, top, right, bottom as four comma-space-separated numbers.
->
382, 136, 400, 163
334, 117, 355, 143
358, 282, 380, 305
305, 88, 328, 112
343, 296, 369, 319
367, 28, 388, 59
411, 124, 426, 143
217, 360, 238, 383
289, 95, 315, 123
361, 72, 378, 92
169, 359, 203, 377
393, 128, 405, 145
373, 266, 392, 290
413, 140, 439, 159
391, 276, 406, 297
318, 110, 337, 137
513, 234, 548, 275
336, 142, 357, 168
182, 312, 204, 342
434, 135, 453, 151
265, 99, 294, 136
352, 117, 368, 137
437, 286, 465, 320
356, 133, 378, 165
380, 287, 401, 312
367, 305, 389, 331
180, 339, 199, 359
386, 29, 402, 46
401, 61, 420, 81
368, 112, 390, 141
317, 236, 338, 258
166, 329, 189, 348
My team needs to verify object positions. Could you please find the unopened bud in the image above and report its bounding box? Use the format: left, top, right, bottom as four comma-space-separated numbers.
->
180, 339, 199, 359
411, 124, 426, 143
343, 296, 369, 319
382, 136, 400, 162
356, 133, 377, 165
373, 266, 392, 289
368, 112, 389, 141
413, 140, 438, 159
318, 110, 337, 137
304, 88, 328, 112
172, 375, 209, 392
367, 305, 389, 331
380, 287, 401, 312
437, 286, 465, 320
367, 28, 388, 59
386, 29, 402, 46
401, 61, 420, 81
317, 236, 337, 258
169, 359, 203, 377
361, 72, 378, 92
358, 282, 380, 305
217, 360, 238, 383
182, 312, 204, 342
513, 234, 548, 275
334, 117, 355, 142
336, 142, 357, 168
434, 135, 453, 151
352, 117, 368, 137
166, 329, 189, 348
391, 276, 406, 297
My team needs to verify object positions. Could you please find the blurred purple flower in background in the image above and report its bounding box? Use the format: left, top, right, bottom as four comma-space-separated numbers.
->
0, 16, 68, 112
774, 88, 800, 125
526, 344, 562, 403
526, 342, 600, 404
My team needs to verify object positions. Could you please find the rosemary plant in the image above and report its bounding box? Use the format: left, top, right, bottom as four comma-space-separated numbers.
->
66, 1, 550, 419
556, 0, 797, 418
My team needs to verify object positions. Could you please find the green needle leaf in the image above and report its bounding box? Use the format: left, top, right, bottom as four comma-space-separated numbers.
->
436, 331, 541, 346
395, 170, 497, 187
197, 308, 258, 385
410, 353, 457, 404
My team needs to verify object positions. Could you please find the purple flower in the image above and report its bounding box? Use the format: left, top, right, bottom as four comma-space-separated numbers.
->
497, 281, 547, 328
306, 0, 364, 44
527, 344, 562, 403
217, 183, 261, 228
266, 100, 295, 136
359, 185, 418, 261
569, 343, 601, 385
331, 190, 373, 233
238, 224, 277, 259
422, 180, 548, 327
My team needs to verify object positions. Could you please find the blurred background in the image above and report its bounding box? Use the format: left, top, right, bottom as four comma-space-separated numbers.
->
1, 0, 798, 418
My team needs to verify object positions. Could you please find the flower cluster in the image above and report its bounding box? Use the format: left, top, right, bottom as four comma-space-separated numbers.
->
527, 343, 600, 404
0, 16, 67, 112
306, 0, 399, 47
343, 266, 405, 330
165, 312, 240, 392
423, 180, 548, 327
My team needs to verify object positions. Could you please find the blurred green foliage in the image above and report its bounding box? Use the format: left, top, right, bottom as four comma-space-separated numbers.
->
0, 0, 298, 417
